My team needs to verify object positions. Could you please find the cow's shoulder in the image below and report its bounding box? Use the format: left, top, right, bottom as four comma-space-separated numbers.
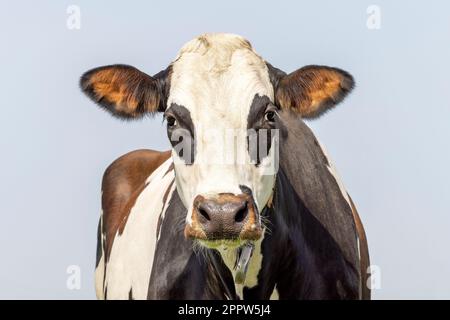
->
102, 149, 171, 200
101, 149, 171, 258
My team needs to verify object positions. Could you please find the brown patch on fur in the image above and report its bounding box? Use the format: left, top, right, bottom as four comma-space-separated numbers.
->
236, 193, 262, 240
185, 195, 208, 240
184, 219, 208, 240
101, 149, 171, 261
348, 195, 371, 300
117, 182, 149, 235
275, 65, 354, 119
80, 65, 171, 119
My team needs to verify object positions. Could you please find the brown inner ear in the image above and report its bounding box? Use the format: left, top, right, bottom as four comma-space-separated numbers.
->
91, 69, 139, 109
309, 75, 342, 108
275, 66, 354, 119
80, 65, 164, 119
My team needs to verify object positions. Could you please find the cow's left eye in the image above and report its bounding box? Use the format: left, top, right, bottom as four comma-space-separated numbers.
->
264, 110, 276, 122
166, 115, 177, 127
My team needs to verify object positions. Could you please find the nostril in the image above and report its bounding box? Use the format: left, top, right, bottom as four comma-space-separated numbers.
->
198, 207, 211, 221
234, 203, 248, 223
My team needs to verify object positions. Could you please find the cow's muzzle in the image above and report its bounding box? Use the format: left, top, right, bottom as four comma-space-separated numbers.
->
184, 193, 262, 243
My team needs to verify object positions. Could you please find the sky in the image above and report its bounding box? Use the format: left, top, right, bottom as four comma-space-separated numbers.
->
0, 0, 449, 299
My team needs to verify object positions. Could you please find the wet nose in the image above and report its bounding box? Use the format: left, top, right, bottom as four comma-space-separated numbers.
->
197, 196, 248, 236
186, 193, 262, 241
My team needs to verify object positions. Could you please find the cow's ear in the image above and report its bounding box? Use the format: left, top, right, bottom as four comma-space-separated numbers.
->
274, 65, 354, 119
80, 64, 169, 119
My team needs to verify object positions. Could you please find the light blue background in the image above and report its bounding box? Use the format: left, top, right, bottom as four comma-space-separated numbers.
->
1, 0, 449, 299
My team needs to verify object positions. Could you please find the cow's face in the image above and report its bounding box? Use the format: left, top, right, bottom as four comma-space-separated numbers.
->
80, 33, 354, 248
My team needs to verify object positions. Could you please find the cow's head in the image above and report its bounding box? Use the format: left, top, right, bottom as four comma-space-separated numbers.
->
80, 33, 354, 248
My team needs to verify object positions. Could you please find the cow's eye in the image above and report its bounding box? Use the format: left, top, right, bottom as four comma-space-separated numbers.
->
166, 115, 177, 127
264, 110, 276, 122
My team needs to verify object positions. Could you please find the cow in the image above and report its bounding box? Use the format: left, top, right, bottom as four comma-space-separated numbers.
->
80, 33, 370, 300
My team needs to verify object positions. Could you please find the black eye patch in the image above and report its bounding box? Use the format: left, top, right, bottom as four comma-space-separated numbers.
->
246, 94, 273, 129
247, 94, 278, 165
166, 103, 195, 165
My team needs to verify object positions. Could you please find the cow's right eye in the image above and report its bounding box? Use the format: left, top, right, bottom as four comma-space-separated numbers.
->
166, 115, 177, 127
264, 111, 276, 122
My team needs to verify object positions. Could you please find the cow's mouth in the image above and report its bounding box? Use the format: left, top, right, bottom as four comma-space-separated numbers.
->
186, 225, 263, 244
199, 239, 245, 249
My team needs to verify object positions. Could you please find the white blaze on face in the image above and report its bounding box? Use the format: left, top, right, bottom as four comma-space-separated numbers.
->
168, 34, 277, 222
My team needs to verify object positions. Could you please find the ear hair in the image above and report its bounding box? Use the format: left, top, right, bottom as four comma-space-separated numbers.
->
265, 62, 287, 89
267, 64, 354, 119
79, 64, 171, 119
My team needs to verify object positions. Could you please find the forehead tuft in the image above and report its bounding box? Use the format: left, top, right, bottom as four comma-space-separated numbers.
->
172, 33, 266, 74
176, 33, 253, 58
